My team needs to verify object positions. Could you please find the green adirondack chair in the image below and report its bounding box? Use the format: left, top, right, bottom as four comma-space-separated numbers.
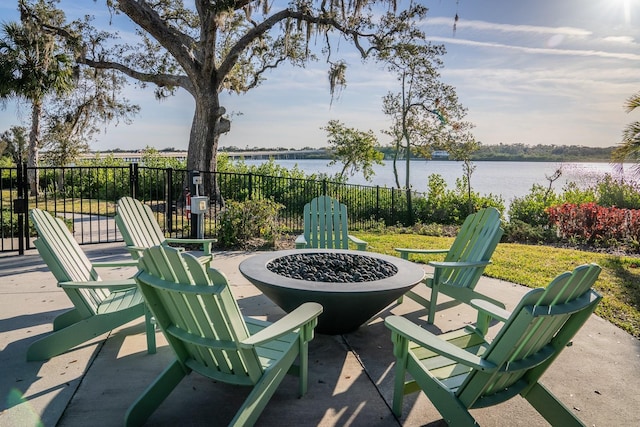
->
395, 207, 504, 324
27, 208, 156, 361
385, 263, 602, 427
126, 245, 323, 427
115, 196, 215, 263
295, 195, 367, 250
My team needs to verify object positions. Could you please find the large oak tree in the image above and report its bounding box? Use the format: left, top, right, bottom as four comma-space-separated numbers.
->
27, 1, 430, 188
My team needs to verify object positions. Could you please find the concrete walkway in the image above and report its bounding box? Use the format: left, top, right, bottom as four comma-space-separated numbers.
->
1, 243, 639, 426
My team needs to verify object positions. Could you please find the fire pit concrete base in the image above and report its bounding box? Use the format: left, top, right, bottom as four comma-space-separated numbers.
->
239, 249, 425, 335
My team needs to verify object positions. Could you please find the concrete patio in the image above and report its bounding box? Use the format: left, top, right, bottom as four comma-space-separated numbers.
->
1, 243, 639, 426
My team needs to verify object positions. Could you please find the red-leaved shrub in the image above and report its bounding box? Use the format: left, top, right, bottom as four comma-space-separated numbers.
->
547, 202, 640, 245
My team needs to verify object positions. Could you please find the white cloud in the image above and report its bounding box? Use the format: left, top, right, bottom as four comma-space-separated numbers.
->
602, 35, 636, 44
425, 17, 592, 37
429, 36, 640, 61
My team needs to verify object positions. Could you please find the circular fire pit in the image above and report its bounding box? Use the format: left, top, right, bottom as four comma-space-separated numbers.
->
239, 249, 425, 334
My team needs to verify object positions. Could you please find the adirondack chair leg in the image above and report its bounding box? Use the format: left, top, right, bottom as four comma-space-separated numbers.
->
52, 308, 83, 331
144, 306, 156, 354
230, 348, 299, 427
406, 355, 478, 427
523, 382, 586, 426
298, 339, 309, 397
125, 360, 188, 427
427, 284, 439, 324
391, 354, 408, 416
27, 307, 144, 361
475, 312, 491, 336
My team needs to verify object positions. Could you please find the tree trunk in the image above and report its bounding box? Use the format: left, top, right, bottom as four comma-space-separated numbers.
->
28, 99, 42, 196
392, 139, 401, 189
187, 88, 229, 204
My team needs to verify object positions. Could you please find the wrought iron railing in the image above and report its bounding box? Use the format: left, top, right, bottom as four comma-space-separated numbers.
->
0, 163, 414, 254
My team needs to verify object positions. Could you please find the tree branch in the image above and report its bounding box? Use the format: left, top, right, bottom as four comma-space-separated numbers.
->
217, 7, 381, 88
117, 0, 200, 72
77, 57, 194, 95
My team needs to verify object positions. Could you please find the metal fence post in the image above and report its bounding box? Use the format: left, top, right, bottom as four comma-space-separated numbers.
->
376, 185, 380, 223
166, 168, 173, 233
130, 163, 139, 198
391, 188, 396, 225
14, 163, 28, 255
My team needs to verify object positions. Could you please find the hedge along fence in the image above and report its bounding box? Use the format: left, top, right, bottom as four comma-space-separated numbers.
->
547, 202, 640, 246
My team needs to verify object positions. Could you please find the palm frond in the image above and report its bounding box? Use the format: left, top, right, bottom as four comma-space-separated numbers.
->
624, 92, 640, 113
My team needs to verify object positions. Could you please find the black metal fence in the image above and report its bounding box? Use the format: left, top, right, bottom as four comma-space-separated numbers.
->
0, 163, 414, 254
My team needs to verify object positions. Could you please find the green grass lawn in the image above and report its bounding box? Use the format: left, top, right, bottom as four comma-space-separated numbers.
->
356, 231, 640, 338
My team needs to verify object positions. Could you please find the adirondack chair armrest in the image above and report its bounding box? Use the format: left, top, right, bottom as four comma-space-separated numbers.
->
348, 235, 367, 250
470, 299, 511, 323
394, 248, 449, 260
294, 234, 307, 249
59, 279, 138, 290
428, 260, 491, 269
165, 238, 216, 255
124, 245, 147, 257
385, 315, 497, 372
93, 260, 139, 268
240, 302, 323, 348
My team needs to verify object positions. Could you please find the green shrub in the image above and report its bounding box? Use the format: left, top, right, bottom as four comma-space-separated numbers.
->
216, 199, 283, 249
502, 219, 558, 244
561, 181, 597, 205
595, 174, 640, 209
1, 208, 18, 237
508, 184, 562, 227
415, 174, 504, 225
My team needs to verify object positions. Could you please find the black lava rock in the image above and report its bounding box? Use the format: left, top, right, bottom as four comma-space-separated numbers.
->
266, 252, 398, 283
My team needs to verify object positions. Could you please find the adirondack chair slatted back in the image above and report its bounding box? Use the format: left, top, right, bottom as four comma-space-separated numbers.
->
136, 245, 265, 384
457, 263, 602, 409
30, 209, 109, 316
439, 207, 503, 288
116, 196, 166, 253
303, 195, 349, 249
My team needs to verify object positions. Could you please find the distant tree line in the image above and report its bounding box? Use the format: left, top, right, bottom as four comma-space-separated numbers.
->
468, 143, 616, 162
375, 143, 616, 162
214, 143, 617, 162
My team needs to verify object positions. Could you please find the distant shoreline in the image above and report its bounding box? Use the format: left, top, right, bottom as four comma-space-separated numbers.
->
89, 143, 618, 164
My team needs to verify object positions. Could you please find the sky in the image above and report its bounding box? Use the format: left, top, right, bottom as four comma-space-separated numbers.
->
1, 0, 639, 152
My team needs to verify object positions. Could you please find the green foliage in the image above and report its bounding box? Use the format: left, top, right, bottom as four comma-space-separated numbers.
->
216, 199, 283, 249
0, 208, 19, 237
322, 120, 384, 181
502, 219, 558, 245
595, 174, 640, 209
508, 184, 562, 227
140, 146, 186, 169
415, 174, 504, 225
0, 206, 38, 237
473, 143, 614, 162
561, 181, 597, 204
78, 154, 128, 167
508, 175, 640, 239
36, 159, 131, 201
611, 91, 640, 169
0, 126, 27, 163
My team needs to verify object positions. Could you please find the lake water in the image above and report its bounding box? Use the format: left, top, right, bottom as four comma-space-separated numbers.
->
244, 159, 636, 206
